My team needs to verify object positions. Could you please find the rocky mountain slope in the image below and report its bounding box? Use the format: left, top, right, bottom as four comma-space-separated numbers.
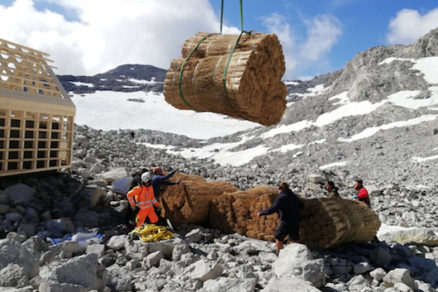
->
58, 64, 166, 94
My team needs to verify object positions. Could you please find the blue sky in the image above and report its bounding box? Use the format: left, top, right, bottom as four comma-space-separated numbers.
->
1, 0, 438, 79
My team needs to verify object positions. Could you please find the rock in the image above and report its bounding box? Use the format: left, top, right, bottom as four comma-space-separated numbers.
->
185, 228, 204, 243
105, 266, 133, 291
347, 275, 371, 292
78, 186, 105, 209
172, 244, 191, 261
370, 267, 386, 281
146, 240, 178, 259
86, 244, 106, 257
369, 246, 392, 267
17, 223, 35, 238
307, 174, 325, 184
22, 236, 48, 256
48, 241, 81, 259
5, 212, 23, 224
101, 168, 129, 183
201, 277, 257, 292
5, 184, 36, 206
39, 253, 105, 291
354, 262, 373, 274
182, 260, 223, 282
0, 191, 9, 205
6, 232, 26, 243
106, 235, 126, 251
43, 218, 75, 235
144, 251, 163, 268
0, 263, 29, 288
272, 244, 325, 288
415, 280, 434, 292
383, 268, 416, 290
0, 204, 9, 214
393, 282, 414, 292
74, 209, 99, 228
262, 277, 320, 292
0, 238, 39, 279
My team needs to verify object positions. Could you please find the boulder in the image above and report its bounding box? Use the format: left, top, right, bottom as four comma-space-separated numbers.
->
370, 267, 386, 281
106, 235, 126, 251
262, 277, 320, 292
39, 253, 105, 291
0, 263, 29, 288
105, 266, 133, 291
182, 260, 223, 282
77, 186, 105, 209
43, 218, 75, 235
5, 184, 36, 206
0, 239, 38, 279
86, 244, 105, 258
272, 243, 325, 288
383, 268, 416, 290
201, 278, 257, 292
101, 168, 129, 183
74, 209, 99, 228
354, 262, 373, 274
144, 251, 163, 268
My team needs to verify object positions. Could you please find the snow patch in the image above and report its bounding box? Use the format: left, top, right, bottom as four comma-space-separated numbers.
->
329, 91, 350, 106
412, 57, 438, 84
378, 57, 414, 65
339, 115, 438, 142
319, 161, 348, 170
412, 155, 438, 163
71, 81, 94, 87
71, 91, 258, 139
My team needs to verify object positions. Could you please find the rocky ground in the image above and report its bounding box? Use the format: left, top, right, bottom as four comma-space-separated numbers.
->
0, 125, 438, 291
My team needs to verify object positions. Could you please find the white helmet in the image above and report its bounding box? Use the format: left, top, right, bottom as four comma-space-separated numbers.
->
141, 172, 151, 182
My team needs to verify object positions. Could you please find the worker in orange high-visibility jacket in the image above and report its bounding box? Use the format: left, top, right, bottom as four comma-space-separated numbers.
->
126, 172, 160, 226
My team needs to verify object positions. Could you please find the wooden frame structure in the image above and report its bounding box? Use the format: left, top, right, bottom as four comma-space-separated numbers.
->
0, 39, 75, 176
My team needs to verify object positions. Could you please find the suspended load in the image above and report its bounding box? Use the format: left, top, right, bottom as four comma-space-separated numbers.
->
163, 32, 287, 126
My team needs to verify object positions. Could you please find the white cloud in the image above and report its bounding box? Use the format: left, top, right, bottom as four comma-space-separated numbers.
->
262, 13, 342, 79
387, 7, 438, 45
0, 0, 238, 75
300, 15, 342, 62
262, 13, 297, 79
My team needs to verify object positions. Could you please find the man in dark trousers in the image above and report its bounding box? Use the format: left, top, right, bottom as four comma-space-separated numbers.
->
258, 182, 302, 255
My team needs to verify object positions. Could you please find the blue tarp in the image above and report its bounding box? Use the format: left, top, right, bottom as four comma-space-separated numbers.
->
112, 176, 133, 195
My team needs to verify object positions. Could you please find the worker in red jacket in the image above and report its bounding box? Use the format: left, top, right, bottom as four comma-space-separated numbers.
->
126, 172, 160, 226
353, 178, 371, 207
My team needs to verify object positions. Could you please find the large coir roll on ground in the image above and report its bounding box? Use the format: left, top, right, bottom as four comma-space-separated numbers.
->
159, 173, 238, 225
163, 32, 287, 126
209, 186, 277, 234
247, 195, 381, 250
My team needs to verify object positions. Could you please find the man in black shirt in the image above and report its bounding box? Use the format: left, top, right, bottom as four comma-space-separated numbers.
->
258, 182, 302, 254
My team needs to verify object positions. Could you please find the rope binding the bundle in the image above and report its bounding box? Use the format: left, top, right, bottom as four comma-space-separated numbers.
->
178, 0, 250, 111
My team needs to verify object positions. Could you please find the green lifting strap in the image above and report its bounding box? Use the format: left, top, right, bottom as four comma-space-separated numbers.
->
178, 34, 213, 110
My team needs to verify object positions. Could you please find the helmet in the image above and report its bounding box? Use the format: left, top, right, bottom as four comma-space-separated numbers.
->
141, 172, 151, 182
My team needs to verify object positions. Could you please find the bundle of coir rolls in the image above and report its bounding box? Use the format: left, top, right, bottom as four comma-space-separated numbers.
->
163, 32, 287, 126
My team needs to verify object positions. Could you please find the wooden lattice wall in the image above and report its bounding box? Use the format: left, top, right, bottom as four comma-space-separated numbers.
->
0, 39, 75, 176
